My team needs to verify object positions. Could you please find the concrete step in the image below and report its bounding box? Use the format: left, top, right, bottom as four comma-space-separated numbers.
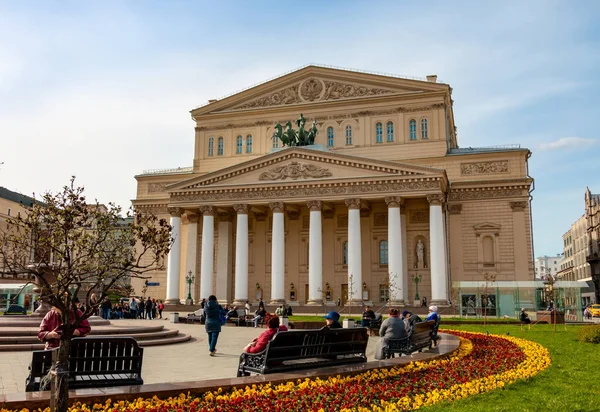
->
0, 328, 180, 345
138, 333, 192, 347
0, 325, 165, 337
0, 316, 111, 328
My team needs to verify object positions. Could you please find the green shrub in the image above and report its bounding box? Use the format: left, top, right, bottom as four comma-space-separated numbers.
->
577, 324, 600, 344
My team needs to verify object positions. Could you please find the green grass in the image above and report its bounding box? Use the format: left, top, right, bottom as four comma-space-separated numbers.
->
423, 324, 600, 412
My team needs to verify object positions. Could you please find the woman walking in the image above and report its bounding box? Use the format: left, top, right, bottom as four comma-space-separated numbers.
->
204, 295, 223, 356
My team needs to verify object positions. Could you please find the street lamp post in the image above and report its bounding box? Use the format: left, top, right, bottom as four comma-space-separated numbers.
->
186, 271, 195, 305
412, 271, 422, 307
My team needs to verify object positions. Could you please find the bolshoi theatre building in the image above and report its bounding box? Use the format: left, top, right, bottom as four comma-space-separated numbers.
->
132, 65, 534, 310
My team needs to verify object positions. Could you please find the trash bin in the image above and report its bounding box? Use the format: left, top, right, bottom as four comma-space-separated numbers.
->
170, 312, 179, 323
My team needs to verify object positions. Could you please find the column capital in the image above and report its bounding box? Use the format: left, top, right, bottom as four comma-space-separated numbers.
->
167, 207, 183, 217
306, 200, 322, 212
199, 205, 215, 216
448, 204, 462, 215
427, 194, 444, 206
345, 198, 361, 210
269, 202, 285, 213
185, 212, 199, 224
233, 204, 249, 214
510, 201, 527, 212
385, 196, 404, 208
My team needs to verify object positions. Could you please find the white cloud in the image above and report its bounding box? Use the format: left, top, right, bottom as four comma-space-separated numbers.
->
538, 137, 598, 151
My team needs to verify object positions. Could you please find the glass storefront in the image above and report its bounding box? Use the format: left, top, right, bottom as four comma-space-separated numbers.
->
0, 283, 37, 312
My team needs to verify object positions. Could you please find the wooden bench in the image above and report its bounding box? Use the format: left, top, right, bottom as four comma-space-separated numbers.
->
381, 319, 438, 359
237, 327, 368, 377
26, 337, 144, 392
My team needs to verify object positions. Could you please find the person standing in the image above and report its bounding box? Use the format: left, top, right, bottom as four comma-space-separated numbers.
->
101, 297, 112, 320
158, 300, 164, 319
145, 297, 153, 320
138, 298, 146, 319
129, 297, 138, 319
204, 295, 223, 356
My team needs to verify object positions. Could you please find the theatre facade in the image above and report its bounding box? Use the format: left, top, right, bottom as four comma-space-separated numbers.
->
132, 65, 534, 309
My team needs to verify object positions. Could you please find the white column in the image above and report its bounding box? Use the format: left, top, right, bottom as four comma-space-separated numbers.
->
165, 208, 182, 305
184, 213, 199, 303
216, 213, 233, 304
270, 202, 285, 303
345, 198, 362, 304
401, 211, 409, 303
233, 204, 249, 304
307, 200, 322, 305
386, 197, 404, 306
428, 194, 448, 305
199, 206, 214, 300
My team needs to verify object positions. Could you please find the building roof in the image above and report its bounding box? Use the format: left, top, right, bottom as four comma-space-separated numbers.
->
447, 144, 527, 155
0, 187, 37, 208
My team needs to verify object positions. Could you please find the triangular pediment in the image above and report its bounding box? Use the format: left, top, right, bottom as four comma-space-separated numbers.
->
192, 65, 448, 115
167, 147, 445, 192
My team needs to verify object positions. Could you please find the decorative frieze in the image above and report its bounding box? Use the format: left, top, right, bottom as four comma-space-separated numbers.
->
171, 180, 440, 203
134, 205, 169, 215
449, 188, 529, 201
148, 183, 168, 193
259, 161, 332, 181
460, 161, 509, 175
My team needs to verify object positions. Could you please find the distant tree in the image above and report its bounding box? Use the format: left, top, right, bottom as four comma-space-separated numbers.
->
0, 178, 172, 412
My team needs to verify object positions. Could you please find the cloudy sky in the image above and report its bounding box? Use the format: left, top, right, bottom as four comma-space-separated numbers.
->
1, 1, 599, 257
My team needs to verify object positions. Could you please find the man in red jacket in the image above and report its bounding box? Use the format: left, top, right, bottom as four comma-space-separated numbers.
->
243, 316, 288, 353
38, 306, 91, 350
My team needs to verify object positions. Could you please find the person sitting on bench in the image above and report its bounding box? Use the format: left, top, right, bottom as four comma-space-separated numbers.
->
226, 306, 238, 320
244, 316, 288, 353
323, 311, 342, 329
361, 306, 376, 335
252, 307, 267, 328
375, 308, 407, 359
38, 305, 91, 350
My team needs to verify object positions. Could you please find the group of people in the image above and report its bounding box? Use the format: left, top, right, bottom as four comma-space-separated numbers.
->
88, 294, 165, 320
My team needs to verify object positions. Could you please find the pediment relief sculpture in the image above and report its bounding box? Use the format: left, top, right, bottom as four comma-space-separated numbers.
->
232, 78, 397, 110
258, 161, 332, 181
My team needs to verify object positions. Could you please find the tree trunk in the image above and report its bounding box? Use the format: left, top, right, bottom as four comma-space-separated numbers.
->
52, 338, 71, 412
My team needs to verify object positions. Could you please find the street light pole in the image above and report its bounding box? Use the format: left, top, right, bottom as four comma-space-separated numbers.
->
186, 270, 195, 305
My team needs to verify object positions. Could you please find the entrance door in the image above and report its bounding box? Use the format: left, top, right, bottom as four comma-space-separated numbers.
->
305, 284, 309, 304
341, 284, 348, 306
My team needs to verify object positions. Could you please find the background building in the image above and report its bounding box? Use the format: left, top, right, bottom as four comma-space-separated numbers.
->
535, 254, 563, 280
132, 65, 535, 314
586, 188, 600, 304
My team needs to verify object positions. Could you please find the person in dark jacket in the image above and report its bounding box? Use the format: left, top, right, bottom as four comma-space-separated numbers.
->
323, 311, 342, 329
204, 295, 224, 356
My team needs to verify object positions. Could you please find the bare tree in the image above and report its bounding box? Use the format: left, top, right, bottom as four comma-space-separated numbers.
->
0, 178, 172, 412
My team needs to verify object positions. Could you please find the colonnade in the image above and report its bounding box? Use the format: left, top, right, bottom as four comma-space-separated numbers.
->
164, 195, 448, 306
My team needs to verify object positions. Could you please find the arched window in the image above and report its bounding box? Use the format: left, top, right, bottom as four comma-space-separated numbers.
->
387, 122, 394, 142
375, 122, 383, 143
421, 118, 428, 139
207, 137, 214, 156
483, 236, 495, 264
272, 134, 279, 148
236, 135, 243, 154
342, 241, 348, 265
345, 125, 353, 145
379, 240, 389, 265
217, 137, 224, 156
246, 134, 253, 153
327, 127, 334, 147
409, 120, 417, 140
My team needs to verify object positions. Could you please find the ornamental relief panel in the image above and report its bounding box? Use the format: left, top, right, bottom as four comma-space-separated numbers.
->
231, 78, 397, 110
258, 161, 332, 181
410, 210, 429, 223
148, 183, 168, 193
460, 161, 509, 175
170, 180, 440, 203
448, 188, 529, 201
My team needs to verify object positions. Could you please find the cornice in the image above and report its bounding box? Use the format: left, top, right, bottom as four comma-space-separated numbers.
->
168, 148, 446, 191
169, 179, 442, 205
450, 178, 533, 188
195, 103, 446, 132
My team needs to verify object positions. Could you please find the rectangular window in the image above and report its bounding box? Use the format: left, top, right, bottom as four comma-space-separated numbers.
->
379, 284, 389, 303
246, 135, 253, 153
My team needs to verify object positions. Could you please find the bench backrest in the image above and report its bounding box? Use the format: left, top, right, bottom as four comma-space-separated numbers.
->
409, 320, 435, 347
264, 327, 368, 363
68, 337, 144, 378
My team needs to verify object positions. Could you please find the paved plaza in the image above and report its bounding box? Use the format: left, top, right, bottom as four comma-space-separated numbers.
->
0, 313, 380, 395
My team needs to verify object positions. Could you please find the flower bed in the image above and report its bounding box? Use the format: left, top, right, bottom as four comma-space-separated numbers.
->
4, 331, 551, 412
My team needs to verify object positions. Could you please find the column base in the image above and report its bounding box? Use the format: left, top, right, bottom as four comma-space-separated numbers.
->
164, 298, 182, 305
185, 298, 194, 305
305, 299, 323, 306
270, 299, 286, 305
346, 299, 366, 307
389, 300, 406, 307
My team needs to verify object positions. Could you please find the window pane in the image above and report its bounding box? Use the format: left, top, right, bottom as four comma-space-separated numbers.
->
327, 127, 334, 147
380, 240, 388, 264
409, 120, 417, 140
375, 122, 382, 143
273, 134, 279, 148
236, 135, 243, 154
208, 137, 214, 156
218, 137, 224, 155
345, 125, 352, 145
421, 119, 428, 139
246, 135, 252, 153
343, 241, 348, 265
387, 122, 394, 142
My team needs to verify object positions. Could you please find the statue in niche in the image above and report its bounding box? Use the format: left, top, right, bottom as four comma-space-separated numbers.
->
415, 239, 426, 268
